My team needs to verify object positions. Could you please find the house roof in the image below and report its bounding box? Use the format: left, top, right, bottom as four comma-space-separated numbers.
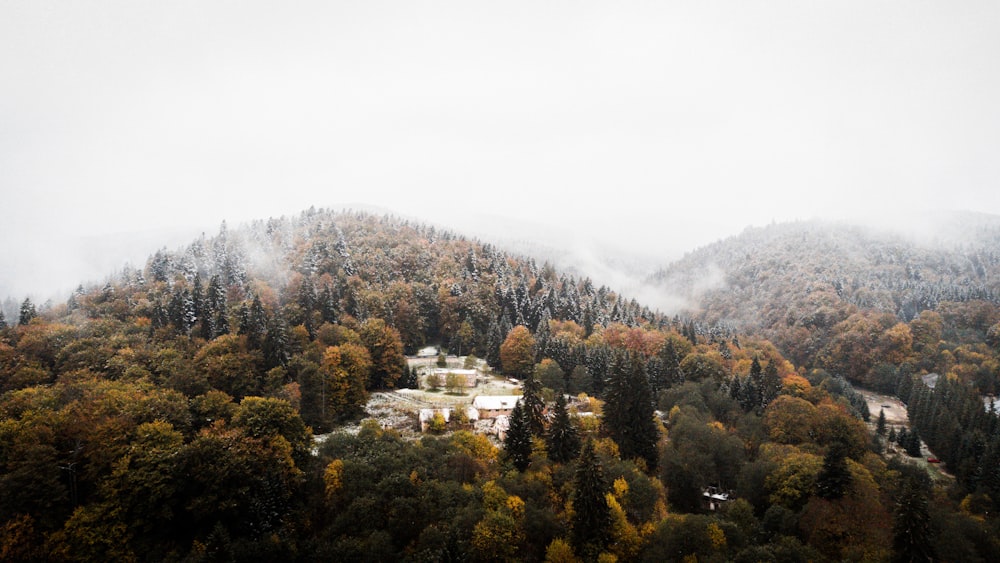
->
433, 369, 478, 376
472, 395, 522, 411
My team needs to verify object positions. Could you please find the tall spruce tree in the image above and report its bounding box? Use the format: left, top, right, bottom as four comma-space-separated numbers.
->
571, 441, 611, 558
816, 441, 852, 500
603, 351, 660, 471
546, 394, 581, 464
19, 297, 36, 325
521, 373, 546, 436
892, 474, 934, 563
504, 401, 533, 472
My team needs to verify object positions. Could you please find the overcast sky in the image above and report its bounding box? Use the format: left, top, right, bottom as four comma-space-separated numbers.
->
3, 1, 999, 301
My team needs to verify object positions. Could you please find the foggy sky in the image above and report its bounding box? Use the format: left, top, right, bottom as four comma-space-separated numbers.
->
3, 1, 1000, 302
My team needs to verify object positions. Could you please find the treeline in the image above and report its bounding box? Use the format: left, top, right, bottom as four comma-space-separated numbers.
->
2, 209, 999, 560
652, 219, 1000, 396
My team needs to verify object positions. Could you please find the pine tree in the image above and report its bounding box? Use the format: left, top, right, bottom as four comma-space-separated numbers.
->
521, 373, 546, 436
892, 474, 934, 563
905, 430, 923, 458
816, 442, 852, 500
0, 309, 6, 329
761, 360, 782, 409
241, 295, 267, 349
504, 401, 533, 472
571, 441, 610, 558
19, 298, 36, 325
603, 351, 659, 471
263, 314, 290, 369
877, 409, 888, 436
546, 394, 581, 464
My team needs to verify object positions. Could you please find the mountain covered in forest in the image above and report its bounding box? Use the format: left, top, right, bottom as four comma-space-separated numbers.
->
651, 215, 1000, 390
2, 208, 999, 561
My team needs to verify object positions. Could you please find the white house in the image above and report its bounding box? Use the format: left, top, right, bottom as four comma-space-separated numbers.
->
472, 395, 522, 419
433, 368, 478, 388
419, 408, 451, 432
417, 346, 440, 358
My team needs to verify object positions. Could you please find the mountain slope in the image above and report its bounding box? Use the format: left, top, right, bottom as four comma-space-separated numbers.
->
651, 214, 1000, 389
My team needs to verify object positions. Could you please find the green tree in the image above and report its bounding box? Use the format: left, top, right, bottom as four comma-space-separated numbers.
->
521, 372, 546, 436
504, 401, 533, 472
535, 358, 565, 391
876, 408, 887, 436
19, 297, 37, 325
546, 393, 581, 464
232, 396, 312, 465
815, 442, 851, 500
892, 474, 934, 563
571, 441, 610, 558
603, 351, 660, 471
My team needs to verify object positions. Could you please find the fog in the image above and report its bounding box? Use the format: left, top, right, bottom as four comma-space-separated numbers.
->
3, 1, 1000, 304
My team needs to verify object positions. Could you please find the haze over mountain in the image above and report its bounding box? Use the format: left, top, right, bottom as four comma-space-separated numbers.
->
4, 1, 1000, 301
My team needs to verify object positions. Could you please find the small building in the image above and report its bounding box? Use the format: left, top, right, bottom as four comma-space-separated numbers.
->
433, 368, 478, 388
417, 346, 440, 358
702, 487, 732, 511
419, 408, 451, 432
472, 395, 522, 419
493, 414, 510, 441
465, 406, 480, 422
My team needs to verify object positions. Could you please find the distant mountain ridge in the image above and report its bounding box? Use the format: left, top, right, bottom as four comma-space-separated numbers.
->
652, 213, 1000, 329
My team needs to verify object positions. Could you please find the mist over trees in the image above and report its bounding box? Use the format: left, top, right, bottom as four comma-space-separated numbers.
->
1, 208, 999, 560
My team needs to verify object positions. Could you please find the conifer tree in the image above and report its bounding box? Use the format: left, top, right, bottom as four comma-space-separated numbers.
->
876, 408, 887, 436
761, 360, 782, 409
19, 297, 36, 325
241, 295, 267, 349
892, 474, 934, 563
521, 373, 546, 436
571, 441, 610, 558
546, 394, 581, 464
603, 351, 659, 471
263, 314, 290, 369
816, 441, 852, 500
504, 401, 533, 472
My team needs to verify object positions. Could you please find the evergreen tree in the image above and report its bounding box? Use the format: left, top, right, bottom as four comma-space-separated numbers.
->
546, 394, 581, 464
571, 441, 610, 559
19, 297, 37, 325
241, 295, 267, 349
263, 314, 290, 370
905, 430, 922, 458
0, 308, 6, 329
761, 360, 782, 409
602, 351, 659, 471
521, 373, 546, 436
816, 442, 852, 500
876, 408, 887, 436
892, 474, 934, 563
504, 401, 533, 472
214, 308, 230, 338
168, 286, 196, 334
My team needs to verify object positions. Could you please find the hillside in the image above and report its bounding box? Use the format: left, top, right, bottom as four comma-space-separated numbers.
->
2, 208, 999, 561
651, 215, 1000, 391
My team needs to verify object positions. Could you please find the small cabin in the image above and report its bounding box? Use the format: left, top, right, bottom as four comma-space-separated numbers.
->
472, 395, 522, 419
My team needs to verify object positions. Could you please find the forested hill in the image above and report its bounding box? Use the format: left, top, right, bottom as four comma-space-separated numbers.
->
136, 208, 663, 355
4, 208, 1000, 560
654, 215, 1000, 328
650, 216, 1000, 390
